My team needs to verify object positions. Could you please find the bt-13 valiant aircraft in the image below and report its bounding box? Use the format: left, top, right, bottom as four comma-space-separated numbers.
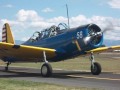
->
0, 23, 120, 77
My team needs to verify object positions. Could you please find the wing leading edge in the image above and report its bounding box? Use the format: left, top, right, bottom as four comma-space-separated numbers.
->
0, 42, 56, 61
86, 45, 120, 53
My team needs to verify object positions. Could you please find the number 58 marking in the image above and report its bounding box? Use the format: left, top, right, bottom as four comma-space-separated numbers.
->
77, 31, 83, 39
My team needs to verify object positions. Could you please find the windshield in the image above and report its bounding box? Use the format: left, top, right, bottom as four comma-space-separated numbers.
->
29, 23, 68, 42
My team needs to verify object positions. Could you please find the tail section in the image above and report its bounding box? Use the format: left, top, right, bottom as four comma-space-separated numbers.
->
2, 23, 15, 44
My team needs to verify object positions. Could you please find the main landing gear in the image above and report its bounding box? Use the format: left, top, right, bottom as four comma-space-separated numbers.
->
4, 52, 101, 77
90, 52, 101, 75
41, 51, 52, 77
40, 51, 102, 77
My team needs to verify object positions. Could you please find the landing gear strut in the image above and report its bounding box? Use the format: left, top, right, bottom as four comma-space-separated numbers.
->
41, 51, 52, 77
90, 52, 101, 75
5, 62, 11, 71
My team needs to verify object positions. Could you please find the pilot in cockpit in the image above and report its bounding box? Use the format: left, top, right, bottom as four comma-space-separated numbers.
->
49, 25, 57, 37
56, 27, 60, 34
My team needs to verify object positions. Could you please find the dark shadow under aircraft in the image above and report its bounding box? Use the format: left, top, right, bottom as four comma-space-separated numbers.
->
0, 23, 119, 77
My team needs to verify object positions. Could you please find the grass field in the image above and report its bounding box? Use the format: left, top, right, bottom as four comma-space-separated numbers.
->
0, 78, 104, 90
0, 52, 119, 90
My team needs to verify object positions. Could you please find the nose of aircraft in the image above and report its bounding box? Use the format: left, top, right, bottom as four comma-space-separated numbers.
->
84, 24, 103, 47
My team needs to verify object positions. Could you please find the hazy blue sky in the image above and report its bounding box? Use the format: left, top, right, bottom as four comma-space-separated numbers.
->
0, 0, 120, 41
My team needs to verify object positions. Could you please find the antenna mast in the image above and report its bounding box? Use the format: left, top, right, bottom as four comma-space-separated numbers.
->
66, 4, 70, 28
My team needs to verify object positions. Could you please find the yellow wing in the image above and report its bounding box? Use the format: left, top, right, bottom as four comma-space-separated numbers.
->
86, 45, 120, 53
0, 42, 56, 62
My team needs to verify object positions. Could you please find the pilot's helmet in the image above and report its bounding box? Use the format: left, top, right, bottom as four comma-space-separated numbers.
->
56, 27, 60, 31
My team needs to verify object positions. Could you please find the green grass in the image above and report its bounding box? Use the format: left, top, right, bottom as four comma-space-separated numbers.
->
0, 78, 104, 90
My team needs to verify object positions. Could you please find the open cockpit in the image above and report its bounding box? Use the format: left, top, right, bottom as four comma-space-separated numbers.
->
29, 23, 69, 42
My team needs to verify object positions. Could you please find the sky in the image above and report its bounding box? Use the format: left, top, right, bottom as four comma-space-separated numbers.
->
0, 0, 120, 41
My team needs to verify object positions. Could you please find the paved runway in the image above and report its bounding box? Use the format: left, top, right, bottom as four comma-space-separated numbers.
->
0, 66, 120, 90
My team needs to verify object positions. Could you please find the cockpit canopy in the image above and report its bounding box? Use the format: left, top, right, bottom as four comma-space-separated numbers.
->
29, 23, 69, 42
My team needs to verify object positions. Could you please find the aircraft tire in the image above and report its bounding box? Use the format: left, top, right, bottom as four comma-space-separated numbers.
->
91, 62, 101, 75
41, 63, 52, 77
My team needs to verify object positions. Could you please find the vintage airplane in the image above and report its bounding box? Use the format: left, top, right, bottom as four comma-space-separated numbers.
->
0, 23, 120, 77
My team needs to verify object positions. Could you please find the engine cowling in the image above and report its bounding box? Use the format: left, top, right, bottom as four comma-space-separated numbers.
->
88, 24, 103, 47
84, 24, 103, 49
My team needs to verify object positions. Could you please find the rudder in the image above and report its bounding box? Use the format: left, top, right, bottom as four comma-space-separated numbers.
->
2, 23, 15, 44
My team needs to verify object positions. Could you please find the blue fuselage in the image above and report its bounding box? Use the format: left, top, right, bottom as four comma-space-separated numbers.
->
23, 24, 103, 61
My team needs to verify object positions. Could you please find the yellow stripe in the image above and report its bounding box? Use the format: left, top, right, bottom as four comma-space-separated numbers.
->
75, 40, 81, 51
67, 75, 120, 81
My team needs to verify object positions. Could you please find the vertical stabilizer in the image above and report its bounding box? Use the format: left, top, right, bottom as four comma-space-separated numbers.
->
2, 23, 15, 44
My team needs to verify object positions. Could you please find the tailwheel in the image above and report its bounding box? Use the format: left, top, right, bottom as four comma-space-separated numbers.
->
41, 63, 52, 77
5, 62, 10, 71
91, 62, 101, 75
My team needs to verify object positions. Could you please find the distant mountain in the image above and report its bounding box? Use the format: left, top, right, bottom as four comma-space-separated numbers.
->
0, 40, 24, 44
0, 39, 119, 46
15, 39, 119, 46
103, 39, 120, 46
15, 40, 24, 45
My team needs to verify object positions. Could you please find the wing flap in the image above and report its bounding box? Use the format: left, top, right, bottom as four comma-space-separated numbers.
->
86, 45, 120, 53
0, 42, 56, 60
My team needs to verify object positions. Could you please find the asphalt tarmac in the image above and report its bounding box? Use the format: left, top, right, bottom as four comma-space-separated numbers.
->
0, 66, 120, 90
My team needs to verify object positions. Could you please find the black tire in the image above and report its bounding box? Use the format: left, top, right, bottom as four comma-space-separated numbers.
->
91, 62, 101, 75
41, 63, 52, 77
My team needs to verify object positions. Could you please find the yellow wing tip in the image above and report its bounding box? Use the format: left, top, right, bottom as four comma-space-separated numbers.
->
86, 45, 120, 53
